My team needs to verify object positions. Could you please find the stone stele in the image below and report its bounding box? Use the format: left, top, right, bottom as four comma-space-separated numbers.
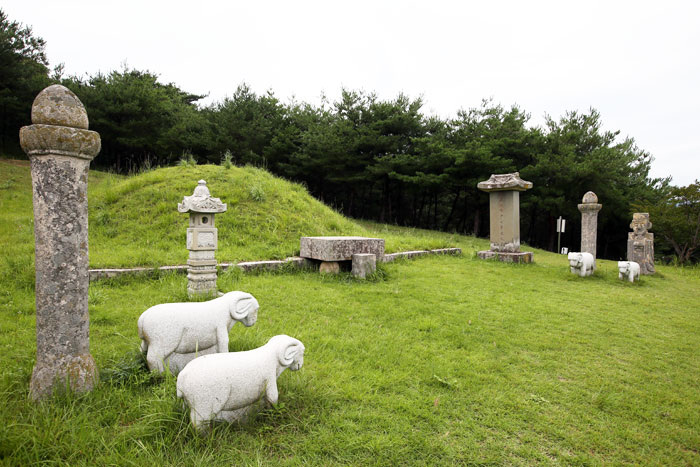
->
176, 335, 305, 431
19, 85, 101, 399
138, 291, 259, 375
300, 236, 384, 274
627, 212, 655, 275
178, 180, 227, 297
476, 172, 534, 263
578, 191, 602, 259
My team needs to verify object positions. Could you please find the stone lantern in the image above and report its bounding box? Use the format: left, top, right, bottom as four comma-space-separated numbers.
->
476, 172, 534, 263
178, 180, 227, 297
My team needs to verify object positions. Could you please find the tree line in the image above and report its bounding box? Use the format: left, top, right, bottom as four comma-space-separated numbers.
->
2, 9, 697, 262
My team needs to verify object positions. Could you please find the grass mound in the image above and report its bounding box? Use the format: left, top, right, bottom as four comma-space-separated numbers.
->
0, 160, 458, 270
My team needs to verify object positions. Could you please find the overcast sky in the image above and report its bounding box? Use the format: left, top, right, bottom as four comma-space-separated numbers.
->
5, 0, 699, 186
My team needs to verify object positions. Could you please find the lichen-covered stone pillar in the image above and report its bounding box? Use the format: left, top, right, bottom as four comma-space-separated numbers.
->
178, 180, 227, 297
476, 172, 534, 263
577, 191, 602, 259
627, 213, 655, 275
19, 85, 101, 399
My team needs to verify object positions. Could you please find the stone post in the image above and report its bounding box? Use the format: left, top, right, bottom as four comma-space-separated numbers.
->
19, 85, 101, 399
577, 191, 602, 259
178, 180, 227, 297
476, 172, 534, 263
627, 212, 655, 274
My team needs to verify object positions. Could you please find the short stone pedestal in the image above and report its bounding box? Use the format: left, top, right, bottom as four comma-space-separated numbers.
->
627, 213, 655, 275
352, 253, 377, 278
476, 172, 534, 263
20, 85, 101, 399
578, 191, 602, 259
178, 180, 227, 297
300, 236, 384, 276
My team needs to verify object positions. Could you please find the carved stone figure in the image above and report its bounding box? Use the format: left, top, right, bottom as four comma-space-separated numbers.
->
568, 252, 595, 277
178, 180, 227, 297
20, 85, 101, 399
627, 213, 655, 275
176, 335, 305, 431
476, 172, 534, 263
138, 291, 259, 374
618, 261, 641, 282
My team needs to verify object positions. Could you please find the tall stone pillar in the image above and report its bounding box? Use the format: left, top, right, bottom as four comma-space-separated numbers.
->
627, 213, 655, 274
178, 180, 227, 297
19, 85, 101, 399
476, 172, 534, 263
578, 191, 602, 258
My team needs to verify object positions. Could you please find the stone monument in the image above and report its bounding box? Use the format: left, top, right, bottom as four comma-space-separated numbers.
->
178, 180, 227, 296
19, 85, 101, 399
627, 212, 655, 274
177, 335, 305, 431
476, 172, 534, 263
578, 191, 602, 259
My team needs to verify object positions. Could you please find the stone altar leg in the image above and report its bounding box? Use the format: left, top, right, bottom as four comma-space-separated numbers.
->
352, 253, 376, 278
20, 85, 101, 399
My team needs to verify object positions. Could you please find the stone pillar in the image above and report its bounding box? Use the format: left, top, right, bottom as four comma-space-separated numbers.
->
178, 180, 227, 297
578, 191, 602, 259
19, 85, 101, 399
476, 172, 534, 263
627, 213, 655, 275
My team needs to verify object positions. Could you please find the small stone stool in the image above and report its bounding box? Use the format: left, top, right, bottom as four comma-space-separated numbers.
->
352, 253, 376, 278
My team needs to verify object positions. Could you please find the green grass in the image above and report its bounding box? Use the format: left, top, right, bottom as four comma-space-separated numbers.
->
1, 160, 699, 465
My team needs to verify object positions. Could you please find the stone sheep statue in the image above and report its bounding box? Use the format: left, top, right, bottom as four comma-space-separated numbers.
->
176, 335, 305, 431
137, 291, 259, 375
618, 261, 641, 282
568, 252, 595, 277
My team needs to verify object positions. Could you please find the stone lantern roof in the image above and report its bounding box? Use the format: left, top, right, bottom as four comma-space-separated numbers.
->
178, 180, 227, 214
477, 172, 533, 192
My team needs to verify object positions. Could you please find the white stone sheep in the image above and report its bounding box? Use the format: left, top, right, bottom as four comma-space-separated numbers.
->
568, 252, 595, 277
137, 291, 259, 375
176, 335, 305, 431
618, 261, 641, 282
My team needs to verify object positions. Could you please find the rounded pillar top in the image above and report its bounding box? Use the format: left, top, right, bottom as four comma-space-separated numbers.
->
581, 191, 598, 204
31, 85, 89, 130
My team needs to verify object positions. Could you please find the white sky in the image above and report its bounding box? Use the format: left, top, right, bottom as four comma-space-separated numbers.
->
5, 0, 699, 186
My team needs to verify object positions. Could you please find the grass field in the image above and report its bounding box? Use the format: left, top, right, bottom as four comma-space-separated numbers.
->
1, 160, 699, 465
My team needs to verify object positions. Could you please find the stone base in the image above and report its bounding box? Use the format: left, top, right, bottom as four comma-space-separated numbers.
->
319, 261, 341, 274
30, 353, 98, 400
477, 250, 533, 263
352, 253, 376, 279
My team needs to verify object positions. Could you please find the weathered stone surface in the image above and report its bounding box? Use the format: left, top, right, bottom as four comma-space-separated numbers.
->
300, 236, 385, 262
31, 84, 89, 129
319, 261, 341, 274
618, 261, 640, 282
352, 253, 376, 278
477, 172, 533, 192
138, 291, 259, 374
177, 335, 305, 431
578, 191, 602, 259
180, 181, 227, 297
477, 173, 533, 263
477, 250, 533, 263
20, 85, 101, 399
568, 252, 595, 277
627, 213, 655, 275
